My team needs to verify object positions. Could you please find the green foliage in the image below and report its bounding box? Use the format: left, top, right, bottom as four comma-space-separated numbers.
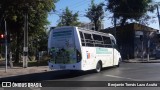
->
85, 0, 104, 31
106, 0, 153, 26
58, 7, 80, 26
0, 0, 58, 63
29, 29, 48, 56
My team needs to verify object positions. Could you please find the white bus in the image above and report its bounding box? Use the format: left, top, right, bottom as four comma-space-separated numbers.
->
48, 26, 121, 72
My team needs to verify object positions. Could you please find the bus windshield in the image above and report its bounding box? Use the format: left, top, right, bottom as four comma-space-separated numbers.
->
49, 30, 79, 64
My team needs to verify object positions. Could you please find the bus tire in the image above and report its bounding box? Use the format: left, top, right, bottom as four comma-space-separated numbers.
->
116, 62, 120, 67
116, 58, 121, 67
95, 61, 102, 73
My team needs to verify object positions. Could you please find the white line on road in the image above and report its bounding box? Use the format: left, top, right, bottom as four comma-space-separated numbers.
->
105, 75, 140, 81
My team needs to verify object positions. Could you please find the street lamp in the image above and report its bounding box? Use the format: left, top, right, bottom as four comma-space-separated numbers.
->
23, 5, 29, 68
147, 32, 154, 61
4, 18, 8, 72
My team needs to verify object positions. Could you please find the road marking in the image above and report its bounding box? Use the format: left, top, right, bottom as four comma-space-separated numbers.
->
105, 75, 140, 81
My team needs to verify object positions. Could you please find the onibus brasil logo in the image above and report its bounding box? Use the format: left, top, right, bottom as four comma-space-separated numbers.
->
2, 82, 42, 87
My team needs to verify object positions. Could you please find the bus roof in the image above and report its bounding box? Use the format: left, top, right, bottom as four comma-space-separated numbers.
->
77, 27, 113, 37
51, 26, 75, 30
51, 26, 114, 37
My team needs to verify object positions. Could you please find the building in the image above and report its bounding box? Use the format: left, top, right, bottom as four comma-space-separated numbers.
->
101, 23, 159, 60
79, 22, 104, 30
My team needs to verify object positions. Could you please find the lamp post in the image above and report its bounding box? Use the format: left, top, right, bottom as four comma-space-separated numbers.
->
22, 0, 44, 68
147, 39, 150, 61
113, 13, 117, 62
4, 18, 8, 72
147, 32, 154, 61
23, 8, 28, 68
147, 32, 150, 61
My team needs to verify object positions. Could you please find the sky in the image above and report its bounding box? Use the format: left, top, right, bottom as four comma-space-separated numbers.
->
47, 0, 160, 30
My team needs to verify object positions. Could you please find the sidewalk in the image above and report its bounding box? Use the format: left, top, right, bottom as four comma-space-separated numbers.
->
123, 58, 160, 63
0, 66, 50, 78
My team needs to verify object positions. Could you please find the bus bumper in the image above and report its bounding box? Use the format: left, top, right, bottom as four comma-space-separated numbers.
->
48, 62, 83, 71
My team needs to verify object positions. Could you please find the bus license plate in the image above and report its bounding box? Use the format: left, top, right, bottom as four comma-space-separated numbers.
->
60, 65, 66, 69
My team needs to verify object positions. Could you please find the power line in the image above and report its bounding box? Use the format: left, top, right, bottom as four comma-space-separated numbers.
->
69, 0, 90, 9
68, 0, 85, 8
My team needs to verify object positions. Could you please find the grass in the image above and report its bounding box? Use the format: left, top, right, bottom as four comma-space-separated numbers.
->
13, 60, 48, 67
1, 55, 50, 67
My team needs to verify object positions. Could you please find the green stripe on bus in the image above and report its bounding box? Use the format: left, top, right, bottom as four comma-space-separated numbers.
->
96, 48, 112, 54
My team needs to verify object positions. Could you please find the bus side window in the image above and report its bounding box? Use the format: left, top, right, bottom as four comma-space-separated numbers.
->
102, 36, 112, 48
84, 33, 94, 47
93, 34, 103, 47
79, 31, 85, 46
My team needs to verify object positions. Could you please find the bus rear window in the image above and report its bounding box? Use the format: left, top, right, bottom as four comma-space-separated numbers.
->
53, 30, 72, 38
84, 33, 94, 47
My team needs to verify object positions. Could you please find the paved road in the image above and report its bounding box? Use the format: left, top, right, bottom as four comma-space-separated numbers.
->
1, 63, 160, 90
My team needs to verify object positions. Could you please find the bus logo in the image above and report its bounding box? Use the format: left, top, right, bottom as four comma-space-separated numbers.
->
87, 52, 90, 59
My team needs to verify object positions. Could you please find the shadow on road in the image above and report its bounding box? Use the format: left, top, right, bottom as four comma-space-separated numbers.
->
0, 70, 93, 82
0, 67, 115, 82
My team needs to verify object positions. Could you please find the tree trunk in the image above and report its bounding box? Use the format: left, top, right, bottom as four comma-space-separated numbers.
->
94, 20, 99, 31
7, 27, 14, 68
14, 31, 21, 63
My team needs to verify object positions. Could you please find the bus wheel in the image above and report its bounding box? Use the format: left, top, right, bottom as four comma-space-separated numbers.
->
116, 62, 120, 67
116, 59, 121, 67
95, 62, 102, 73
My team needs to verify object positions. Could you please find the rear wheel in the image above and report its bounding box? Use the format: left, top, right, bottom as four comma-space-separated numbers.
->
95, 62, 102, 73
116, 62, 120, 67
116, 58, 121, 67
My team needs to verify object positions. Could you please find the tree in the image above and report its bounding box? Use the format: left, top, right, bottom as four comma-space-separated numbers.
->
58, 7, 80, 26
0, 0, 58, 63
106, 0, 154, 26
85, 0, 104, 31
29, 28, 48, 57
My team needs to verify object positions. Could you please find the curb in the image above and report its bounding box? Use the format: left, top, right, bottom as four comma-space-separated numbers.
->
0, 66, 50, 78
122, 60, 160, 63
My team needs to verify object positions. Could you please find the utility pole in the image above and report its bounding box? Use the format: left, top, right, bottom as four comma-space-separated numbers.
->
140, 35, 144, 60
113, 13, 116, 63
23, 12, 28, 68
147, 39, 150, 61
157, 5, 160, 30
4, 19, 8, 72
114, 14, 117, 39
